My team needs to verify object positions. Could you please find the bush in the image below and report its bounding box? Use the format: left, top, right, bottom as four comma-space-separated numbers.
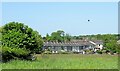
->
96, 50, 102, 54
1, 22, 43, 62
1, 46, 30, 62
44, 50, 52, 54
101, 50, 107, 54
58, 50, 73, 54
105, 40, 119, 54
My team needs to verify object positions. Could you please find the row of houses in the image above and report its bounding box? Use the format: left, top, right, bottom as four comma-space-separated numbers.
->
42, 40, 104, 54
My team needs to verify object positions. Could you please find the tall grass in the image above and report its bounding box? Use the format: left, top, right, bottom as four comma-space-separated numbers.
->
1, 54, 118, 69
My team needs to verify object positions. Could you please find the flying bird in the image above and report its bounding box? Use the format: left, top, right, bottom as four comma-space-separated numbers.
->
88, 20, 90, 22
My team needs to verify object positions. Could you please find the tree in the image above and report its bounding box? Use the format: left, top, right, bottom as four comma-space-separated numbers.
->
57, 30, 65, 37
1, 22, 43, 62
46, 33, 51, 42
64, 33, 71, 42
50, 32, 63, 42
105, 40, 120, 53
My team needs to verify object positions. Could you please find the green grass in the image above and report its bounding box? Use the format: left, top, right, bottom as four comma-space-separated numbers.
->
1, 54, 118, 69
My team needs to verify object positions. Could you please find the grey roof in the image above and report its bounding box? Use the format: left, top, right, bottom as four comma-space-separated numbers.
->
43, 40, 94, 47
92, 40, 103, 45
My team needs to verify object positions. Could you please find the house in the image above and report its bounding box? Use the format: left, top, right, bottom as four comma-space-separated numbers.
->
89, 40, 103, 52
42, 40, 103, 54
117, 40, 120, 44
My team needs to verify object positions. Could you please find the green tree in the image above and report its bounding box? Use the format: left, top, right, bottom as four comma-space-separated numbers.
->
57, 30, 65, 37
1, 22, 43, 62
64, 33, 71, 42
46, 33, 51, 42
105, 40, 119, 53
50, 32, 63, 42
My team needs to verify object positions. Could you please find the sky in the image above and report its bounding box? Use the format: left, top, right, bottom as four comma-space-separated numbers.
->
1, 0, 119, 2
2, 2, 118, 36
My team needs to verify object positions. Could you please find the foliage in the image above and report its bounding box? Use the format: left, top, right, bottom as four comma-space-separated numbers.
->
43, 50, 52, 54
43, 33, 51, 42
96, 50, 102, 54
2, 46, 29, 56
50, 31, 63, 42
64, 33, 71, 42
105, 41, 116, 53
1, 22, 43, 62
43, 30, 71, 42
2, 46, 30, 62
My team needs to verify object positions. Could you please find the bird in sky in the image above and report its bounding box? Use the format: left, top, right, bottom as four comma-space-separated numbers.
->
88, 20, 90, 22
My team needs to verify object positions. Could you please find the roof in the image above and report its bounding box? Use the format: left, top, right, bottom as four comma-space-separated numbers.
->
91, 40, 103, 45
43, 40, 94, 47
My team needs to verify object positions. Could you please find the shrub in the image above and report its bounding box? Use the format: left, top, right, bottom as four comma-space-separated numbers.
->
44, 50, 52, 54
96, 50, 102, 54
105, 40, 119, 54
1, 46, 30, 62
58, 51, 73, 54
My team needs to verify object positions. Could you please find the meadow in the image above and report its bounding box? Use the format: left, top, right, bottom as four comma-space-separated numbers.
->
1, 54, 118, 69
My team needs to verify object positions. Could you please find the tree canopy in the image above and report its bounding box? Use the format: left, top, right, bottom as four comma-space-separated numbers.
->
1, 22, 43, 62
43, 30, 71, 42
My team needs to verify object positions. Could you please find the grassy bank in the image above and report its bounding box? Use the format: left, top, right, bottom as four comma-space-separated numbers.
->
1, 54, 118, 69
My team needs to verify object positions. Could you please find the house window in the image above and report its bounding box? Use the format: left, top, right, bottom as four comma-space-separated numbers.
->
79, 46, 83, 50
67, 46, 72, 51
61, 46, 64, 50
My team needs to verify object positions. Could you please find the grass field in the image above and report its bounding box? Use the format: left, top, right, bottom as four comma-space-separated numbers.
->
1, 54, 118, 69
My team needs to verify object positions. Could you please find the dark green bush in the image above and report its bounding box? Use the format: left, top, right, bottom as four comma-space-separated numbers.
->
96, 50, 102, 54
